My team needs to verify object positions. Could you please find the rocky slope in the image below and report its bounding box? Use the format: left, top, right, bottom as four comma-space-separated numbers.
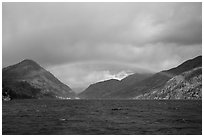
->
134, 67, 202, 100
3, 59, 75, 99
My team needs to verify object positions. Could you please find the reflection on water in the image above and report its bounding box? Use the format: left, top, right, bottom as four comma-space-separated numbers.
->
2, 100, 202, 135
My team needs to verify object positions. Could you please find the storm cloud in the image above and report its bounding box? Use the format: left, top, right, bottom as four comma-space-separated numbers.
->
2, 2, 202, 92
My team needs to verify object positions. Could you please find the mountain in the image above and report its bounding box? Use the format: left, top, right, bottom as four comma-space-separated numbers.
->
112, 55, 202, 99
127, 56, 202, 98
134, 67, 202, 99
79, 79, 123, 99
79, 73, 153, 99
2, 59, 75, 99
120, 73, 152, 86
79, 56, 202, 99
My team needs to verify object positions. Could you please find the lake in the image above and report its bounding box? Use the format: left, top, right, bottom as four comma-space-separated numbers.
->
2, 100, 202, 135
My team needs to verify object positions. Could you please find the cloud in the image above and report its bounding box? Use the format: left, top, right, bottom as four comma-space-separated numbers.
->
48, 63, 132, 90
2, 3, 202, 91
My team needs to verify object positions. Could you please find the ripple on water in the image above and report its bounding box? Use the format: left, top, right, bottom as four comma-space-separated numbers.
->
2, 100, 202, 135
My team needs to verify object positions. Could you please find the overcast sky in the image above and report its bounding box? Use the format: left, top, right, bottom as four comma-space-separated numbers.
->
2, 2, 202, 93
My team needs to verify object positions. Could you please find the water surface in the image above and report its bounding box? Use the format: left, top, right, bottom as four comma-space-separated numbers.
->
2, 100, 202, 135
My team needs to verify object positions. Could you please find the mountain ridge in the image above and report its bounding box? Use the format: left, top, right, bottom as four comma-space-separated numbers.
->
3, 59, 75, 99
79, 55, 202, 99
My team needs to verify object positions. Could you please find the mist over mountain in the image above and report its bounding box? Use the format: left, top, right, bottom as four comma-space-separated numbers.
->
79, 56, 202, 99
120, 55, 202, 98
3, 3, 202, 90
2, 59, 75, 99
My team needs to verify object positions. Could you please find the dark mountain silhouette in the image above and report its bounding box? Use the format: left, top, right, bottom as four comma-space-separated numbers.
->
79, 56, 202, 99
121, 73, 152, 86
79, 79, 123, 99
79, 73, 153, 99
3, 59, 75, 99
